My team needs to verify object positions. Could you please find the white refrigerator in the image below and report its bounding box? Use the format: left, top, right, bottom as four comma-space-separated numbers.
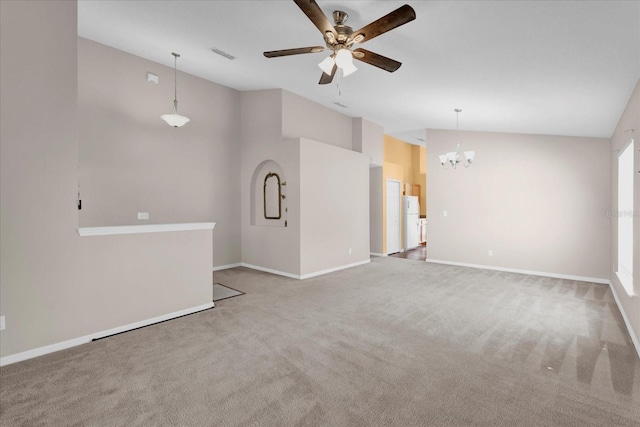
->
403, 195, 420, 250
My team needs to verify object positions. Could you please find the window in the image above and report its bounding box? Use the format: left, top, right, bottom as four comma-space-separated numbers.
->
617, 139, 635, 295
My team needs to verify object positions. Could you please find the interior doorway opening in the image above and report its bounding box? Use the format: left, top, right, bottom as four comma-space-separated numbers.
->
385, 179, 401, 255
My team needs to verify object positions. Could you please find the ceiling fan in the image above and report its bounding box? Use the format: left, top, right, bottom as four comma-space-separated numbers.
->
263, 0, 416, 85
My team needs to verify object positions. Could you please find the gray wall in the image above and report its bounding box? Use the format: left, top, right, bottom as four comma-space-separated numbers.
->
352, 117, 384, 167
609, 78, 640, 349
282, 90, 353, 150
426, 129, 611, 280
299, 139, 370, 275
78, 38, 241, 267
0, 0, 81, 357
240, 90, 372, 277
369, 167, 384, 254
0, 0, 213, 359
240, 90, 302, 274
352, 117, 384, 254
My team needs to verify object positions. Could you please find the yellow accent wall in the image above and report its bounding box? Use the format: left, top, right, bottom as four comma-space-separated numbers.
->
411, 144, 427, 216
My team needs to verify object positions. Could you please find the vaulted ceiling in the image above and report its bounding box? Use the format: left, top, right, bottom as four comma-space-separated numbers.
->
78, 1, 640, 143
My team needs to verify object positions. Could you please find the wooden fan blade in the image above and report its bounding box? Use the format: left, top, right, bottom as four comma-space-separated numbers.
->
352, 48, 402, 72
263, 46, 325, 58
294, 0, 337, 38
319, 64, 337, 85
351, 4, 416, 44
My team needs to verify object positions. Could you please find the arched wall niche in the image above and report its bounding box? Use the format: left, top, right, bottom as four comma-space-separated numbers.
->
250, 160, 287, 227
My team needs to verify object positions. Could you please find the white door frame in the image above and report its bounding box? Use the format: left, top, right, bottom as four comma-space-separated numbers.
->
386, 179, 402, 254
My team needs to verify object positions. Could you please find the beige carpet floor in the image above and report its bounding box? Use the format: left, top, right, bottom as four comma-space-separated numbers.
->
1, 257, 639, 426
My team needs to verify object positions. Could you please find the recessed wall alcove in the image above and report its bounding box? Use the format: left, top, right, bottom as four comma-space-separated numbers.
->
250, 160, 287, 227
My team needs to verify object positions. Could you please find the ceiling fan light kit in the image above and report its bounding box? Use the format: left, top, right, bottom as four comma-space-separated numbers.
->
333, 48, 357, 76
161, 52, 190, 128
440, 109, 475, 169
318, 55, 335, 75
264, 0, 416, 85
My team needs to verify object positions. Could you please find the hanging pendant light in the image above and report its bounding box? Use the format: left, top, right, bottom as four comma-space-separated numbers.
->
161, 52, 190, 128
439, 109, 475, 169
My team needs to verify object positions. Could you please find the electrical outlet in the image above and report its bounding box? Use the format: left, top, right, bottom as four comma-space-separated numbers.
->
443, 210, 448, 217
0, 316, 5, 331
137, 212, 149, 220
348, 248, 352, 255
488, 250, 493, 256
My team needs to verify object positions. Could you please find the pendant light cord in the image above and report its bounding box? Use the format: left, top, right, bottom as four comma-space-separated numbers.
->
172, 53, 179, 114
455, 109, 461, 155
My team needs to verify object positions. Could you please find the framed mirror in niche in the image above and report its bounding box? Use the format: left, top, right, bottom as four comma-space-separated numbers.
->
264, 172, 283, 219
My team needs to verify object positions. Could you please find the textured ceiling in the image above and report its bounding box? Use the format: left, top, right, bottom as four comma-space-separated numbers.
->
78, 0, 640, 143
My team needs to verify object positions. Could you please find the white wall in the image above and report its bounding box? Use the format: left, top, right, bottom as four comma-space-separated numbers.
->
300, 138, 370, 276
78, 38, 241, 267
426, 129, 610, 281
609, 78, 640, 353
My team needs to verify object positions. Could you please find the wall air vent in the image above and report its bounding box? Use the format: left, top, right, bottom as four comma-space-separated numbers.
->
210, 48, 236, 60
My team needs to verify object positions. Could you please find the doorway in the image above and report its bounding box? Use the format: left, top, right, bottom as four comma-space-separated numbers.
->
386, 179, 401, 254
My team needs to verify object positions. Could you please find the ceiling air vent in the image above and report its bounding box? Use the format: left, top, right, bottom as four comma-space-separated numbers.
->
210, 48, 236, 60
334, 102, 348, 109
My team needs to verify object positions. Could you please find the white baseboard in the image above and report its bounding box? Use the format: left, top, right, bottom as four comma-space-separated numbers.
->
299, 259, 371, 279
370, 252, 387, 257
608, 282, 640, 359
212, 263, 242, 271
240, 259, 371, 280
0, 303, 214, 367
425, 258, 609, 284
240, 263, 301, 279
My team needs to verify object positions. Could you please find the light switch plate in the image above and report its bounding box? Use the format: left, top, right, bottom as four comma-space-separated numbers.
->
138, 212, 149, 220
0, 316, 5, 331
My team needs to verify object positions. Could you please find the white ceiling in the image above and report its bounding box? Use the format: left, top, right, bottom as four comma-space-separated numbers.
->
78, 0, 640, 144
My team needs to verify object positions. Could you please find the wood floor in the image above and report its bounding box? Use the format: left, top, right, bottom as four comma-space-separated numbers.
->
389, 243, 427, 260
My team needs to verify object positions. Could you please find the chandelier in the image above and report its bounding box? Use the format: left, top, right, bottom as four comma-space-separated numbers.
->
439, 109, 475, 169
